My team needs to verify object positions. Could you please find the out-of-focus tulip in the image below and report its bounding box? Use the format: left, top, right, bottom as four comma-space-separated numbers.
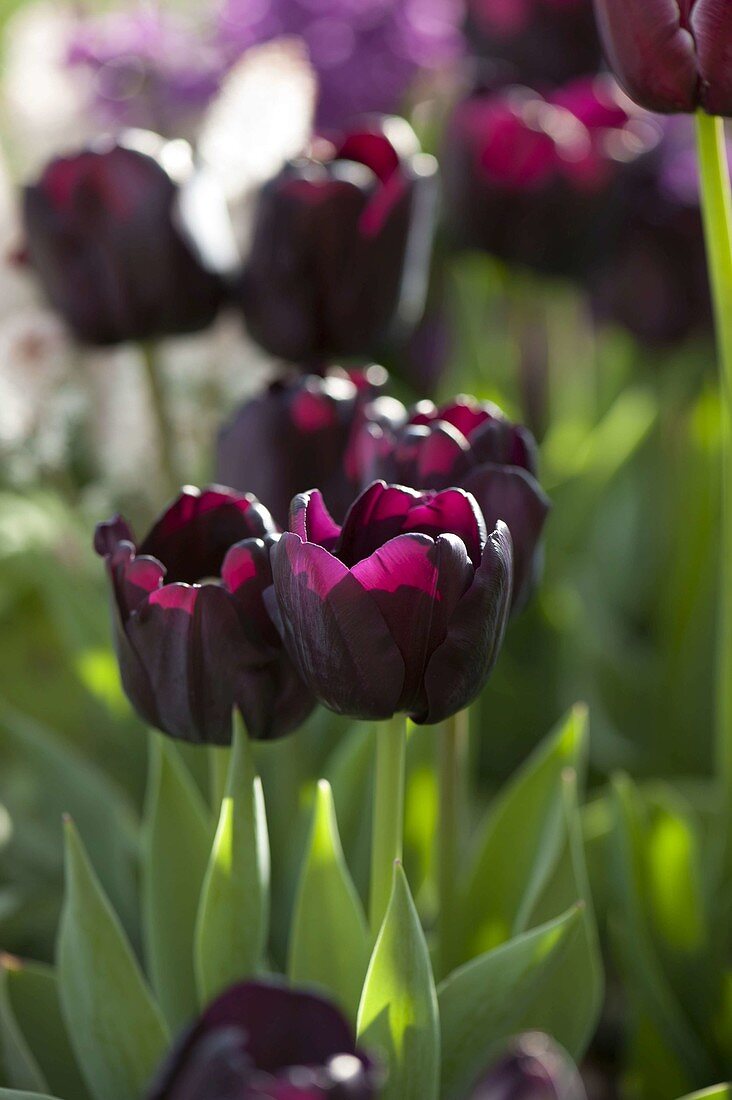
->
22, 132, 235, 345
444, 75, 661, 278
592, 0, 732, 117
95, 486, 315, 744
217, 365, 402, 528
237, 116, 438, 364
354, 396, 549, 609
466, 0, 601, 87
147, 979, 379, 1099
470, 1032, 587, 1099
589, 115, 712, 345
271, 481, 513, 724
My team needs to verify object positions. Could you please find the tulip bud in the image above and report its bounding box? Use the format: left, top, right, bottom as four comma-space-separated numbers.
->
147, 980, 379, 1099
271, 481, 513, 724
470, 1032, 587, 1099
592, 0, 732, 117
95, 486, 315, 743
216, 365, 403, 528
444, 76, 660, 278
466, 0, 602, 87
23, 132, 236, 345
354, 396, 549, 610
237, 116, 438, 363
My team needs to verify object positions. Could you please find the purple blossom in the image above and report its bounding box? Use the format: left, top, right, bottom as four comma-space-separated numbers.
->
215, 0, 464, 129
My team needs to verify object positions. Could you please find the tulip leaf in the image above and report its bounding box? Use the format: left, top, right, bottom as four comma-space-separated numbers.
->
678, 1090, 732, 1099
325, 723, 375, 903
438, 904, 583, 1100
0, 1092, 61, 1099
195, 723, 270, 1005
142, 734, 212, 1031
288, 780, 370, 1021
0, 961, 47, 1094
357, 863, 439, 1100
0, 958, 89, 1100
458, 704, 587, 967
521, 768, 603, 1059
57, 819, 169, 1100
607, 775, 714, 1085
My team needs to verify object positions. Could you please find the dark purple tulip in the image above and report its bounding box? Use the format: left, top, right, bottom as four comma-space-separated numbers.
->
444, 76, 660, 279
217, 366, 403, 529
354, 397, 549, 610
94, 486, 315, 744
470, 1033, 586, 1099
271, 481, 513, 724
466, 0, 602, 87
593, 0, 732, 117
147, 979, 379, 1099
22, 133, 232, 345
237, 116, 438, 364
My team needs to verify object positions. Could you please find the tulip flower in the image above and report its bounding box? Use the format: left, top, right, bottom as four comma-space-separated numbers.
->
444, 76, 660, 278
237, 116, 438, 364
217, 366, 403, 528
354, 396, 549, 610
147, 979, 379, 1099
271, 480, 513, 724
95, 485, 315, 743
470, 1032, 586, 1099
466, 0, 602, 87
592, 0, 732, 117
22, 132, 233, 345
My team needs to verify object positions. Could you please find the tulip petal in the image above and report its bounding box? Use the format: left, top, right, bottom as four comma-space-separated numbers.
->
290, 490, 342, 550
352, 532, 472, 712
139, 485, 275, 584
692, 0, 732, 116
418, 522, 513, 724
414, 422, 471, 485
593, 0, 698, 113
339, 481, 485, 568
461, 464, 550, 609
272, 533, 404, 720
125, 583, 245, 744
94, 514, 136, 557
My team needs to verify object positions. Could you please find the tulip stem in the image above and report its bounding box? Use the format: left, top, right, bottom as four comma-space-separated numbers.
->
369, 715, 407, 934
695, 111, 732, 867
437, 708, 469, 978
140, 341, 179, 497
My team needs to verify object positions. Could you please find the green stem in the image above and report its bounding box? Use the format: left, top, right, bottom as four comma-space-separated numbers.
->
695, 112, 732, 862
140, 341, 179, 496
437, 708, 469, 978
369, 715, 407, 934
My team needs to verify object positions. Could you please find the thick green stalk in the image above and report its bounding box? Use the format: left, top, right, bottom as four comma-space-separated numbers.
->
695, 112, 732, 859
140, 341, 179, 497
369, 715, 407, 934
437, 708, 469, 978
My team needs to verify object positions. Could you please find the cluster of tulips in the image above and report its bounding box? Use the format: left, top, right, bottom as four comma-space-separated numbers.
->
5, 1, 732, 1098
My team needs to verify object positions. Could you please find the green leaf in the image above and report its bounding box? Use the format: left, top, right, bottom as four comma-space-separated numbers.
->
607, 775, 714, 1084
522, 769, 603, 1059
142, 735, 212, 1030
57, 819, 169, 1100
0, 706, 138, 935
325, 723, 375, 903
0, 960, 47, 1094
357, 863, 439, 1100
0, 957, 89, 1100
0, 1092, 61, 1099
458, 705, 587, 965
438, 905, 583, 1100
288, 780, 369, 1022
195, 725, 269, 1005
675, 1090, 732, 1099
